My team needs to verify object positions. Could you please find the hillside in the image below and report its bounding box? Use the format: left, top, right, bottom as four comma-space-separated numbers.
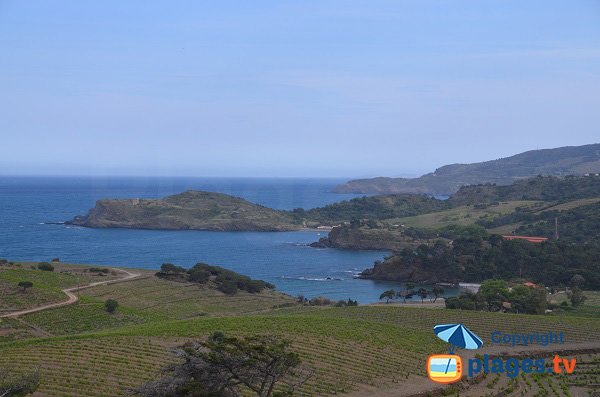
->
334, 143, 600, 195
1, 262, 599, 397
301, 194, 448, 225
360, 236, 600, 288
448, 174, 600, 206
313, 175, 600, 251
68, 190, 302, 231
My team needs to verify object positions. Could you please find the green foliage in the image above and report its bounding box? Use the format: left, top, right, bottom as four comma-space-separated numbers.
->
431, 285, 445, 302
379, 290, 395, 303
89, 267, 110, 273
446, 280, 547, 314
131, 333, 309, 397
450, 175, 600, 206
568, 288, 587, 306
478, 280, 510, 311
334, 299, 358, 307
104, 299, 119, 313
366, 237, 600, 290
153, 262, 273, 295
17, 281, 33, 292
303, 194, 448, 224
308, 296, 332, 306
158, 263, 186, 275
37, 262, 54, 272
0, 366, 40, 397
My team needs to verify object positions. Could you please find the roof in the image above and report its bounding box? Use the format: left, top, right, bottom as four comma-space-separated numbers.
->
502, 235, 548, 243
523, 282, 539, 288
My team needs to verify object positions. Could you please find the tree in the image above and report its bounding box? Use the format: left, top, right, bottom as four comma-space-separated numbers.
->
104, 299, 119, 313
160, 263, 186, 275
218, 280, 238, 295
51, 258, 60, 263
510, 285, 547, 314
431, 286, 445, 303
37, 262, 54, 272
570, 274, 586, 289
379, 289, 395, 304
130, 333, 312, 397
0, 367, 40, 397
17, 281, 33, 292
568, 288, 587, 306
417, 288, 428, 303
478, 279, 510, 312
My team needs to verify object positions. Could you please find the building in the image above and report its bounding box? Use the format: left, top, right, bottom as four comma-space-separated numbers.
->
502, 235, 548, 243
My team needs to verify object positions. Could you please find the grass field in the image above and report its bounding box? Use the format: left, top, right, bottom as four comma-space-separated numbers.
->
388, 200, 541, 229
0, 263, 599, 397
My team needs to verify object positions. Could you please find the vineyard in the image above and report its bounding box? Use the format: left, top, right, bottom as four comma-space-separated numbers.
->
0, 264, 599, 396
0, 263, 121, 312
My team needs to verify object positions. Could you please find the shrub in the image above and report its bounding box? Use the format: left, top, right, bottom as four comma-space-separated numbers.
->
568, 288, 587, 306
160, 263, 186, 274
309, 296, 332, 306
104, 299, 119, 313
186, 262, 272, 293
89, 267, 110, 273
18, 281, 33, 292
188, 268, 210, 283
51, 258, 60, 262
37, 262, 54, 272
218, 280, 238, 295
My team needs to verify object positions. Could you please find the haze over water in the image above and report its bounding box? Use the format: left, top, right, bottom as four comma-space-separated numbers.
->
0, 176, 442, 303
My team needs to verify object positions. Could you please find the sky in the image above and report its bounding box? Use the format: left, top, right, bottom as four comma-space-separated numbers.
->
1, 1, 599, 178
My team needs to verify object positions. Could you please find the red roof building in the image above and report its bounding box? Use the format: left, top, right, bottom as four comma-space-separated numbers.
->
502, 235, 548, 243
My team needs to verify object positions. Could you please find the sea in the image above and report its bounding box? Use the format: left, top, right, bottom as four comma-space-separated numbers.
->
0, 176, 456, 303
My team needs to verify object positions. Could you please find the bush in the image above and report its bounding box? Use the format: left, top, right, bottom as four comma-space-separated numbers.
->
568, 288, 587, 306
104, 299, 119, 313
186, 262, 272, 294
160, 263, 186, 274
51, 258, 60, 262
309, 296, 332, 306
37, 262, 54, 272
89, 267, 110, 273
18, 281, 33, 292
188, 268, 210, 283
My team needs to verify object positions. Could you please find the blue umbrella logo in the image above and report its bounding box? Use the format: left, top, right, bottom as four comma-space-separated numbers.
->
434, 324, 483, 352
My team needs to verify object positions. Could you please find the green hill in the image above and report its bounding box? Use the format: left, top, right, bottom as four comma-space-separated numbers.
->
334, 143, 600, 195
68, 190, 302, 231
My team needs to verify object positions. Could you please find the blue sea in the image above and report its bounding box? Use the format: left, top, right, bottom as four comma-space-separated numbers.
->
0, 176, 449, 303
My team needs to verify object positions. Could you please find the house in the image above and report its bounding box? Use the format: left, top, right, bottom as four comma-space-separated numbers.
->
502, 235, 548, 243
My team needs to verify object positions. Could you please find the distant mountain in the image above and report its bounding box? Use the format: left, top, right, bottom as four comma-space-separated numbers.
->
68, 190, 302, 232
334, 144, 600, 195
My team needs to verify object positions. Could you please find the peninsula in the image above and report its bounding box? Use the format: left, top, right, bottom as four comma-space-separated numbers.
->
67, 190, 302, 231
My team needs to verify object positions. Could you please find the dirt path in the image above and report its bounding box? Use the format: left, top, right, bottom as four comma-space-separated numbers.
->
0, 269, 141, 318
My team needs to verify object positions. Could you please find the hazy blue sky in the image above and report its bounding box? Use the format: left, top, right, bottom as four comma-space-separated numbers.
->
1, 1, 599, 177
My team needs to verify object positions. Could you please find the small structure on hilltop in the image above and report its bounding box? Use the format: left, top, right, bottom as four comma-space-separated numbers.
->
502, 235, 548, 243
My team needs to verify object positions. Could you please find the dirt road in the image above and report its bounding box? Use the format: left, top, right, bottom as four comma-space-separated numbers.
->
0, 269, 141, 318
